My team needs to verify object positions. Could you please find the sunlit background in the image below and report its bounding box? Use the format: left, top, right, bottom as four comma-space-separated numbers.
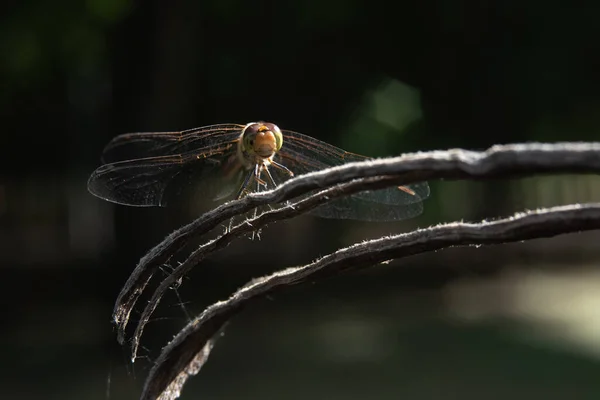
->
2, 1, 600, 399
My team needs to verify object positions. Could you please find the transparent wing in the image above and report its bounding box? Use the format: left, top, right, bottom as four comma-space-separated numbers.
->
88, 123, 429, 221
100, 124, 244, 163
88, 143, 242, 207
272, 130, 429, 221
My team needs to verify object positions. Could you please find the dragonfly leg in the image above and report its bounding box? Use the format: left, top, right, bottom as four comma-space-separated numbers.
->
265, 166, 277, 210
271, 160, 294, 176
269, 161, 296, 208
250, 166, 262, 240
254, 163, 268, 187
235, 168, 255, 200
263, 165, 278, 189
262, 166, 278, 211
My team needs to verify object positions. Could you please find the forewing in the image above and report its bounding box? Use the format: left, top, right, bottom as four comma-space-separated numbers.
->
100, 124, 244, 163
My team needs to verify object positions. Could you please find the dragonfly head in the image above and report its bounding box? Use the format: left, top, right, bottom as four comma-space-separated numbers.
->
241, 122, 284, 159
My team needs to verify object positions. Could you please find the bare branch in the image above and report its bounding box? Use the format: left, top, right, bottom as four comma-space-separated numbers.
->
140, 203, 600, 400
130, 175, 415, 359
113, 142, 600, 349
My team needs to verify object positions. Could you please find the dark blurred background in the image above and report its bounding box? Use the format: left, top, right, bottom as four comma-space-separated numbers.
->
2, 1, 600, 399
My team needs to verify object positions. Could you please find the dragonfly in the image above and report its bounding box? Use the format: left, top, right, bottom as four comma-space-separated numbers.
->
87, 122, 429, 221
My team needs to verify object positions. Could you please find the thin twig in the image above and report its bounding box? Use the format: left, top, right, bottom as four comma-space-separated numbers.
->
141, 203, 600, 400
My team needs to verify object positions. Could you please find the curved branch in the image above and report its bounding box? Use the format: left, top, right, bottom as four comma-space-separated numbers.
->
140, 203, 600, 400
130, 175, 414, 359
113, 142, 600, 345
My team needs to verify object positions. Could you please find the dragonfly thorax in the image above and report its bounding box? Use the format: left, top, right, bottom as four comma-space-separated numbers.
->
238, 122, 284, 168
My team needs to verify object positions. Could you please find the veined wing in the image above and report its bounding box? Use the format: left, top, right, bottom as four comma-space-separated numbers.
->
88, 143, 241, 207
273, 129, 429, 221
100, 124, 245, 163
